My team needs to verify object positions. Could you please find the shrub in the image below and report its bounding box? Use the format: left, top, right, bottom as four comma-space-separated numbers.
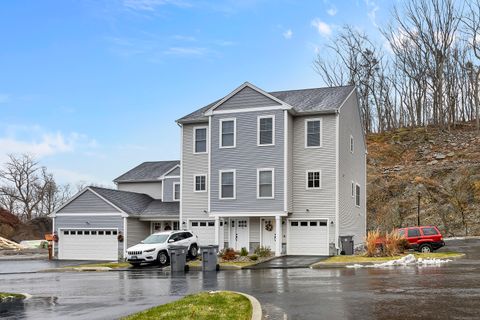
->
221, 248, 237, 261
254, 246, 272, 257
249, 254, 258, 261
384, 230, 403, 256
365, 229, 381, 257
240, 247, 249, 256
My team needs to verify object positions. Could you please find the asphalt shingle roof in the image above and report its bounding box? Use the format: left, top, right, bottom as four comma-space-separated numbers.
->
177, 84, 355, 123
88, 186, 179, 217
114, 160, 180, 183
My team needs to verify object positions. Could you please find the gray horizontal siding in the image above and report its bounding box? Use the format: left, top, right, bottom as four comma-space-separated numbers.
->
58, 190, 119, 213
126, 218, 150, 248
55, 215, 124, 233
163, 177, 180, 202
117, 182, 163, 200
216, 87, 280, 111
210, 110, 285, 213
338, 92, 366, 245
181, 123, 209, 221
291, 114, 337, 244
166, 167, 180, 176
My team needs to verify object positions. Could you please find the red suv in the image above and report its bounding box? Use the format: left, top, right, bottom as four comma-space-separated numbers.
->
397, 226, 445, 253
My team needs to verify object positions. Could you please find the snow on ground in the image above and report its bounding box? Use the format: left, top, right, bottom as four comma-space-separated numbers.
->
346, 254, 452, 268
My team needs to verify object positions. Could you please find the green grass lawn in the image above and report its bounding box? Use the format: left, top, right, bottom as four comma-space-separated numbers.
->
122, 291, 252, 320
187, 260, 255, 269
0, 292, 26, 301
318, 251, 464, 264
64, 262, 132, 269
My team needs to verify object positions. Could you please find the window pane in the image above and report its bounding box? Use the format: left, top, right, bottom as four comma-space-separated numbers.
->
259, 171, 272, 184
259, 118, 273, 145
195, 128, 207, 153
222, 133, 234, 147
422, 227, 438, 235
259, 184, 272, 197
408, 229, 420, 237
222, 185, 234, 198
221, 121, 235, 147
291, 221, 298, 226
174, 184, 180, 200
307, 120, 321, 146
195, 176, 206, 191
259, 170, 273, 197
307, 171, 320, 188
222, 172, 233, 185
356, 185, 360, 206
300, 221, 308, 226
222, 121, 234, 133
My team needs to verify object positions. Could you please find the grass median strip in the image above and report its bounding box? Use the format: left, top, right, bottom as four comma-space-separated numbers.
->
0, 292, 26, 302
314, 251, 464, 266
63, 262, 132, 269
187, 260, 255, 269
121, 291, 252, 320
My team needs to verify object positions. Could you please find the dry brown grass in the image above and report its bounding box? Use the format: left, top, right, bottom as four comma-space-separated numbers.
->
365, 229, 381, 257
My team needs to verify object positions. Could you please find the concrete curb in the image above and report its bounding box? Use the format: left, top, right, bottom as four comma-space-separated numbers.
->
230, 291, 262, 320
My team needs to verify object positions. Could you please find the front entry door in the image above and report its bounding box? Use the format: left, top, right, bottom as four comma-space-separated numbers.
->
229, 218, 249, 251
261, 218, 276, 250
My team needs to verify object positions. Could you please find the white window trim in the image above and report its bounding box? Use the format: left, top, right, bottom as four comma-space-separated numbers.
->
193, 174, 207, 193
257, 168, 275, 199
304, 118, 323, 148
173, 182, 181, 201
219, 169, 236, 200
305, 170, 322, 190
355, 183, 361, 207
257, 115, 275, 147
350, 135, 354, 153
193, 126, 208, 154
219, 118, 236, 149
351, 181, 355, 198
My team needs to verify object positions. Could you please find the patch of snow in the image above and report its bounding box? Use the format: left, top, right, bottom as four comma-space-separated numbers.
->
346, 254, 452, 268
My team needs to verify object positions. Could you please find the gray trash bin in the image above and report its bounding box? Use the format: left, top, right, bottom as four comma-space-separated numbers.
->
168, 245, 189, 272
340, 236, 354, 255
199, 245, 220, 271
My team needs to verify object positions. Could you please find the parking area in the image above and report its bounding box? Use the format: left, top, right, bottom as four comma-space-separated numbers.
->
0, 239, 479, 319
245, 255, 328, 269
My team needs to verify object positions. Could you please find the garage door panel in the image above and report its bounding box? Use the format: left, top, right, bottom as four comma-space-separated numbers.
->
190, 220, 224, 248
288, 220, 329, 255
59, 229, 118, 261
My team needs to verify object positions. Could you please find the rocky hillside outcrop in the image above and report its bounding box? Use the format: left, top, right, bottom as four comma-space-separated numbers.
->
367, 122, 480, 236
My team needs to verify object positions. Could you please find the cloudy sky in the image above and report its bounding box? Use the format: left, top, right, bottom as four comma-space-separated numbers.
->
0, 0, 390, 187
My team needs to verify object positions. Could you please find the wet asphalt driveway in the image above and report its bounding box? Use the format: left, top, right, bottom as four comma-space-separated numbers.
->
1, 239, 480, 320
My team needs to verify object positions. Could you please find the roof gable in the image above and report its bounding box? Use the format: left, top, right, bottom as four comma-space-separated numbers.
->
114, 160, 180, 183
57, 189, 120, 214
214, 86, 280, 112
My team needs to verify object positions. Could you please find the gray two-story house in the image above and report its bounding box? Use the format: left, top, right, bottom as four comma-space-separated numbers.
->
177, 82, 366, 256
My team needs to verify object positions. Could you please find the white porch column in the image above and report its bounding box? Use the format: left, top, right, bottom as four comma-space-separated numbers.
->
275, 215, 282, 256
214, 216, 220, 246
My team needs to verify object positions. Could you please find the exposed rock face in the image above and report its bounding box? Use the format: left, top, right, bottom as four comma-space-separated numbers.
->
0, 209, 21, 239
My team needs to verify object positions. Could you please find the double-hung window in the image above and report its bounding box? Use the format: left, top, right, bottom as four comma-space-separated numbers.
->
305, 119, 322, 147
257, 168, 274, 199
220, 170, 235, 199
220, 119, 236, 148
306, 170, 321, 189
194, 175, 206, 192
350, 135, 354, 153
194, 127, 207, 153
258, 115, 274, 146
355, 184, 361, 207
173, 182, 180, 201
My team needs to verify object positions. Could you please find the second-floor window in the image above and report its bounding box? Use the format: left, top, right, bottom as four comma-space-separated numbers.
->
220, 119, 236, 148
173, 182, 180, 201
220, 170, 235, 199
257, 168, 274, 198
306, 170, 321, 189
194, 175, 206, 192
258, 115, 274, 146
355, 184, 361, 207
194, 127, 207, 153
305, 119, 322, 147
350, 135, 354, 153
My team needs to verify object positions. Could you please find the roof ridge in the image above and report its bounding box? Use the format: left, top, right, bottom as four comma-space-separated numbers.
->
269, 84, 355, 93
89, 185, 153, 199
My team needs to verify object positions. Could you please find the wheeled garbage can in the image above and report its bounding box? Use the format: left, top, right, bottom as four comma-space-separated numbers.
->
340, 236, 354, 255
200, 245, 220, 271
168, 245, 189, 272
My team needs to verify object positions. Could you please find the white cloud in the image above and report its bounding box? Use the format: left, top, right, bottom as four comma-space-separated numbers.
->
283, 29, 293, 39
364, 0, 379, 27
311, 18, 332, 37
0, 94, 10, 104
327, 7, 337, 16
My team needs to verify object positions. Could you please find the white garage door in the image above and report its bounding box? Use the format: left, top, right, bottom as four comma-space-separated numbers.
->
287, 220, 329, 255
190, 220, 224, 249
58, 229, 119, 261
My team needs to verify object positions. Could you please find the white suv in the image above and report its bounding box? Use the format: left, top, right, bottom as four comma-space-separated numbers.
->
126, 230, 199, 267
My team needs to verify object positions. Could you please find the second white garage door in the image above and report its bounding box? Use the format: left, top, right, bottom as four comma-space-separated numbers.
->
58, 229, 119, 261
190, 220, 224, 249
287, 220, 329, 255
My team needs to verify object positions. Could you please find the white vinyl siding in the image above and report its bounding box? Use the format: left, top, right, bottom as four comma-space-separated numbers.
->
257, 168, 274, 199
194, 175, 206, 192
194, 127, 207, 154
173, 182, 180, 201
219, 118, 236, 148
258, 115, 275, 146
305, 118, 322, 148
219, 170, 236, 199
306, 170, 321, 189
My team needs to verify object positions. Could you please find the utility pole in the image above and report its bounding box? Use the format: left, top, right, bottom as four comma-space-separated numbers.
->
417, 191, 421, 226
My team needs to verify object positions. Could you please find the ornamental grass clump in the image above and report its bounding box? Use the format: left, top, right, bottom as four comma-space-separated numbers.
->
365, 229, 381, 257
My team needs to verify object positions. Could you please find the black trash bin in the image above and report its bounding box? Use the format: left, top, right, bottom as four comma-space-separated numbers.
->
340, 236, 354, 255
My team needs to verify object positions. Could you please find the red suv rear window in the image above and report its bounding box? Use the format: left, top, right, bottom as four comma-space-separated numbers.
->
407, 228, 421, 237
421, 227, 438, 235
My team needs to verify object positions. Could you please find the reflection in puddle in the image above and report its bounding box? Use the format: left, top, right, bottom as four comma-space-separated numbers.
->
0, 296, 58, 320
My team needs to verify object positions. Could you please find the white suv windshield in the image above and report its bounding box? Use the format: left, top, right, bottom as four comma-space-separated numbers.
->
143, 234, 169, 244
